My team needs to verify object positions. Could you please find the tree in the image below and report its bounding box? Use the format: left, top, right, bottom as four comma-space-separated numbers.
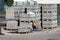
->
5, 0, 14, 7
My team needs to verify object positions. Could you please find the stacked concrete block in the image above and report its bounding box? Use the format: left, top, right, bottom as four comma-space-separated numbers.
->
20, 13, 40, 21
6, 6, 15, 20
20, 14, 30, 21
18, 22, 32, 32
42, 4, 57, 28
18, 13, 33, 32
20, 22, 32, 28
5, 2, 41, 32
6, 21, 18, 29
5, 6, 18, 29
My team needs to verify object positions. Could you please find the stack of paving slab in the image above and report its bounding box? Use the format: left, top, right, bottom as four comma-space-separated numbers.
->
20, 14, 31, 21
6, 21, 18, 29
18, 13, 41, 32
6, 7, 18, 29
18, 22, 32, 32
19, 13, 40, 21
42, 4, 57, 28
18, 13, 33, 32
6, 7, 15, 20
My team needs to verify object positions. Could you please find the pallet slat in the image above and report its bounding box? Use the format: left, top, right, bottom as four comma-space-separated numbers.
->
32, 20, 42, 30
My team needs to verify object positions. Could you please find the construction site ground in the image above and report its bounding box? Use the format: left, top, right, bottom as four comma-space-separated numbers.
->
0, 25, 60, 40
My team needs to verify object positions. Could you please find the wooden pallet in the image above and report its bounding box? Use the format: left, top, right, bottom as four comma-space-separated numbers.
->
7, 31, 31, 34
32, 20, 42, 30
18, 29, 32, 34
18, 32, 29, 34
5, 28, 18, 31
43, 27, 57, 29
21, 21, 30, 23
18, 31, 32, 34
8, 32, 18, 34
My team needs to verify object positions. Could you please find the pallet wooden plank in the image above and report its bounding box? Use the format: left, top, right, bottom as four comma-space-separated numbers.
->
32, 20, 42, 30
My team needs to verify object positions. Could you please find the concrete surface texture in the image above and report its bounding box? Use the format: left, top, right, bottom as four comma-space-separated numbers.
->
0, 27, 60, 40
